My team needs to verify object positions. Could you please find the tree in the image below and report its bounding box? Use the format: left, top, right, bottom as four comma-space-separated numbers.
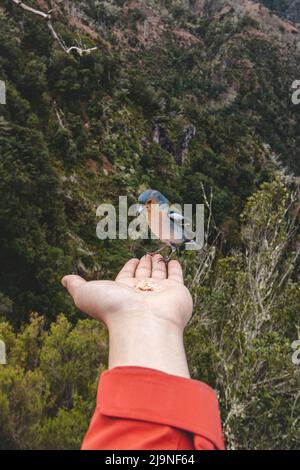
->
185, 178, 300, 449
0, 314, 108, 449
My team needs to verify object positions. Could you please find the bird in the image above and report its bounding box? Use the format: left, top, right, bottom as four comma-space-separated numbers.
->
137, 189, 198, 261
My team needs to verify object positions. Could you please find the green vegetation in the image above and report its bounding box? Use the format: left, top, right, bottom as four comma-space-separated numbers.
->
185, 179, 300, 449
0, 315, 108, 449
260, 1, 300, 22
0, 0, 299, 449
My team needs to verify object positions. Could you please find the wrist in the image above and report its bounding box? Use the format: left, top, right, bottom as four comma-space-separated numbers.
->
107, 315, 190, 378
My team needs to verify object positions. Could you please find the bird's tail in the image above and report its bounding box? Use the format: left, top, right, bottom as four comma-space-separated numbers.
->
183, 237, 202, 251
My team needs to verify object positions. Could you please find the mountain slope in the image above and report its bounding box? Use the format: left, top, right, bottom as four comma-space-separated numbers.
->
0, 0, 300, 451
0, 0, 299, 322
258, 0, 300, 23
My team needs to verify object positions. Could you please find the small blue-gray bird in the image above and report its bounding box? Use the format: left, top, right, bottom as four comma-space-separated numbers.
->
137, 189, 197, 261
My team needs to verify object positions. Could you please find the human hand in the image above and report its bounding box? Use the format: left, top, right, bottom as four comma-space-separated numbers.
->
62, 255, 192, 377
62, 255, 193, 332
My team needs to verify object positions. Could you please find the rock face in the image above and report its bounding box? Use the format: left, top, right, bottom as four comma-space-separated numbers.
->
152, 122, 174, 155
152, 122, 196, 164
177, 125, 197, 164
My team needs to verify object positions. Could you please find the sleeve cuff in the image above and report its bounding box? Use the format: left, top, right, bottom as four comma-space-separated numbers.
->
97, 366, 224, 450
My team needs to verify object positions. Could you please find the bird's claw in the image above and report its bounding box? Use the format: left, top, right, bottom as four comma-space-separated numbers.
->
158, 253, 176, 264
146, 252, 169, 263
146, 246, 177, 263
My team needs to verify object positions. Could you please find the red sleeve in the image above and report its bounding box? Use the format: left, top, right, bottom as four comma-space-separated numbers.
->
81, 366, 224, 450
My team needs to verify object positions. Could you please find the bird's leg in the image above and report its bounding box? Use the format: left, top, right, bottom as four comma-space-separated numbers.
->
146, 244, 168, 256
159, 244, 177, 263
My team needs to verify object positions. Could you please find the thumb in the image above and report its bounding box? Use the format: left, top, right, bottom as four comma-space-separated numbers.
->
61, 275, 86, 301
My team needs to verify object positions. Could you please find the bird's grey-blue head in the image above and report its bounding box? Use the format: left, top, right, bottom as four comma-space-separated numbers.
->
138, 190, 169, 206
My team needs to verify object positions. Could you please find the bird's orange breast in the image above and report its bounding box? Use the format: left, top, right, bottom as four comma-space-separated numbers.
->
146, 205, 182, 244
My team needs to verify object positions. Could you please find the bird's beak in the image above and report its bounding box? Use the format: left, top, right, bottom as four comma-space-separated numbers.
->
136, 204, 145, 215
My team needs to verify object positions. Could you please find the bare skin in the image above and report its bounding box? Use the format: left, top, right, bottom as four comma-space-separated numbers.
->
62, 254, 193, 378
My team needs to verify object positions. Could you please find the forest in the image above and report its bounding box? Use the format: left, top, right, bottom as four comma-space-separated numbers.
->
0, 0, 299, 449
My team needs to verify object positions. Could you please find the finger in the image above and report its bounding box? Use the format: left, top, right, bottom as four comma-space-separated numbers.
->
151, 254, 167, 279
116, 258, 139, 280
61, 275, 87, 300
135, 255, 152, 278
167, 260, 184, 283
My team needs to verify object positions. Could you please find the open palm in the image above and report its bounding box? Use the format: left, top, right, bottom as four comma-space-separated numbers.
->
62, 255, 193, 330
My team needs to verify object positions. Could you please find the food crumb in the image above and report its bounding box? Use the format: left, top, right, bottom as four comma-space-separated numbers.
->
135, 280, 159, 292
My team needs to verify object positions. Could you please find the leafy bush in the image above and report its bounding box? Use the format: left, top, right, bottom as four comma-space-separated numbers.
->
0, 315, 108, 450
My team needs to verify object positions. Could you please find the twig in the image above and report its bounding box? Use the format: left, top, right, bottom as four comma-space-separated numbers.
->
11, 1, 98, 56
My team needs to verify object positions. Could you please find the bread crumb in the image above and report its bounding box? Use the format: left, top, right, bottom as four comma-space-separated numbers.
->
135, 280, 159, 292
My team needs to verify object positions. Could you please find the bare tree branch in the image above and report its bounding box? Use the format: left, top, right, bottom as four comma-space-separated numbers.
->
12, 0, 49, 18
11, 0, 98, 55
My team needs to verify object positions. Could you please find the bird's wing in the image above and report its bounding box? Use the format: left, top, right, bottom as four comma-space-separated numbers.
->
167, 206, 192, 227
167, 206, 194, 241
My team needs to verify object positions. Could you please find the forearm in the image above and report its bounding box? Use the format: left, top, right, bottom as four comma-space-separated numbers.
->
62, 259, 225, 450
107, 316, 190, 378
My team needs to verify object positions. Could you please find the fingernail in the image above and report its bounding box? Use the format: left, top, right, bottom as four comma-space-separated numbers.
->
61, 277, 67, 288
